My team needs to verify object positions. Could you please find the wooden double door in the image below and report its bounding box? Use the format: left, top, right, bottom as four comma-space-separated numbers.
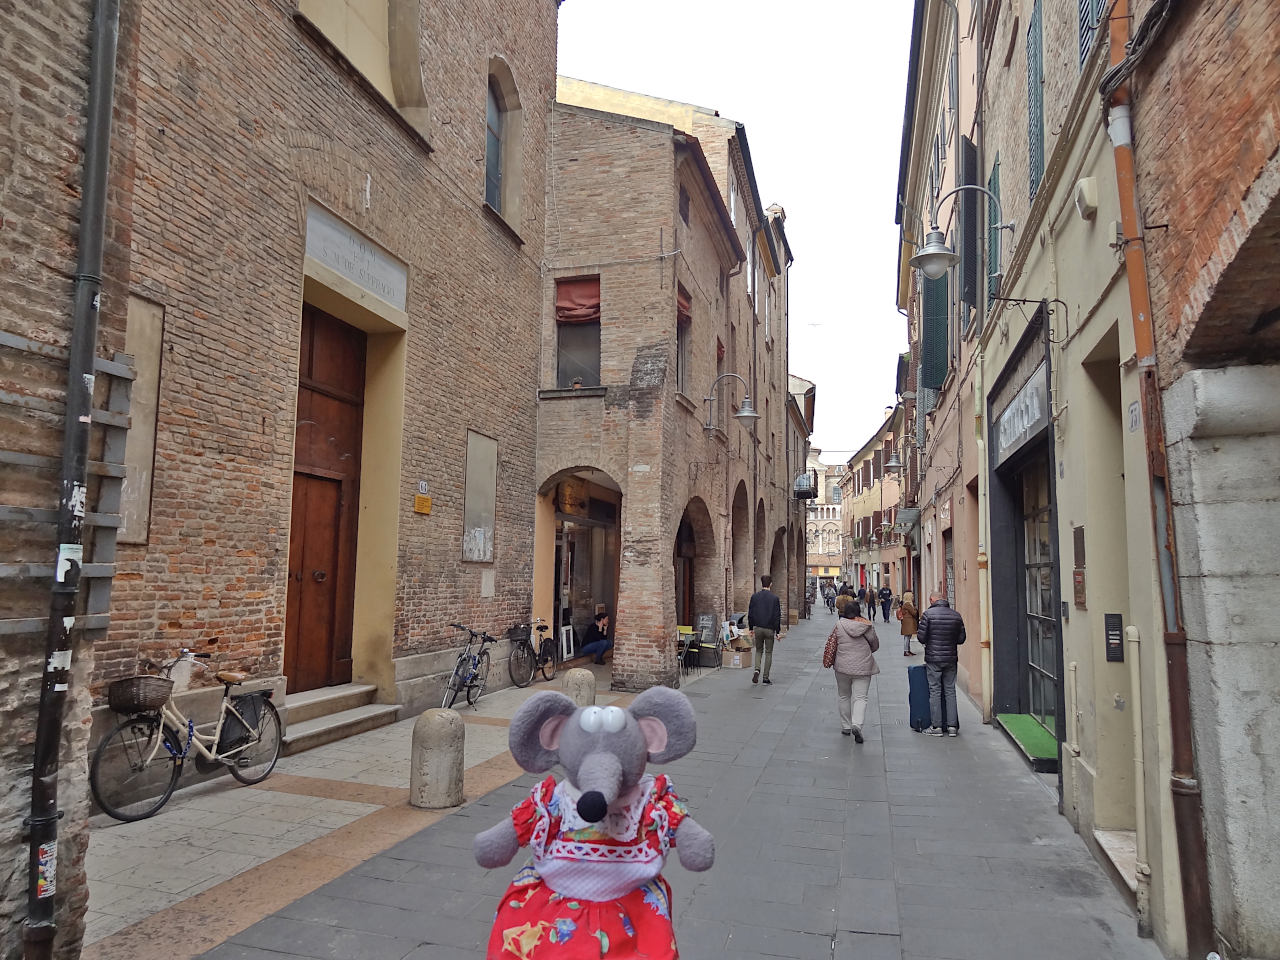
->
285, 307, 365, 694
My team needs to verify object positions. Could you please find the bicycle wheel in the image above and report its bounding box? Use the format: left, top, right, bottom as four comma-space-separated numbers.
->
508, 639, 535, 688
90, 716, 182, 822
539, 641, 558, 682
229, 700, 282, 785
467, 650, 491, 705
443, 654, 466, 709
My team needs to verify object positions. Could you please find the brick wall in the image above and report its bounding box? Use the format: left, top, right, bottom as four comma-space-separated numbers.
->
0, 0, 139, 952
102, 0, 557, 685
1130, 0, 1280, 379
540, 101, 798, 689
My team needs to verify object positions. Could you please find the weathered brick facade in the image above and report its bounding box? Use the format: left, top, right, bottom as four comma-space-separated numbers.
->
0, 0, 138, 952
99, 0, 557, 709
1130, 2, 1280, 955
537, 88, 805, 691
1130, 0, 1280, 379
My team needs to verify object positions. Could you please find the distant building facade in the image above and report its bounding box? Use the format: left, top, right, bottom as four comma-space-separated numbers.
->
536, 80, 805, 689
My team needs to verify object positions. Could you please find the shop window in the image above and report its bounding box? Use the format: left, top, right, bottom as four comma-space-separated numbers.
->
555, 276, 601, 388
676, 286, 692, 395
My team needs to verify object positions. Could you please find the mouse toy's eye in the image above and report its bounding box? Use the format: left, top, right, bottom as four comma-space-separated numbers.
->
601, 706, 627, 733
579, 707, 603, 733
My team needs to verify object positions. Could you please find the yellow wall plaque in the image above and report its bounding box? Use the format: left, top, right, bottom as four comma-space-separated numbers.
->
414, 495, 432, 515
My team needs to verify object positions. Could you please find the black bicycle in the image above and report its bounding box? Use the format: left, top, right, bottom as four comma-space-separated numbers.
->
507, 618, 558, 688
442, 623, 499, 708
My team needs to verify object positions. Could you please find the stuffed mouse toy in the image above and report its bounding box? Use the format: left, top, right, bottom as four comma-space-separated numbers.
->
474, 687, 714, 959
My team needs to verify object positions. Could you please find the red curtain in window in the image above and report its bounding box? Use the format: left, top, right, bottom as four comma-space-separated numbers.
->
677, 287, 692, 324
556, 277, 601, 323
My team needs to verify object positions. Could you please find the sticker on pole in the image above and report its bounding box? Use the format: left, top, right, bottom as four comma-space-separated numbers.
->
56, 544, 83, 582
37, 842, 57, 898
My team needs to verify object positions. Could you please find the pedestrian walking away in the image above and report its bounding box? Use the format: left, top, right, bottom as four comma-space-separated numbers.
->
834, 586, 853, 618
747, 575, 782, 685
878, 584, 893, 623
823, 601, 880, 742
917, 589, 966, 736
898, 590, 919, 656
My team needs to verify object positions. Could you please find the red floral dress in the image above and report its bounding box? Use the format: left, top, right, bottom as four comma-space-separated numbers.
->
486, 774, 689, 959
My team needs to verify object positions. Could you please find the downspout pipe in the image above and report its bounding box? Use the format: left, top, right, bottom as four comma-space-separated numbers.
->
1101, 2, 1214, 955
24, 0, 121, 956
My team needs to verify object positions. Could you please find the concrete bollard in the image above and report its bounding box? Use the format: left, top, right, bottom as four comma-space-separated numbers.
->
562, 667, 596, 707
410, 708, 464, 809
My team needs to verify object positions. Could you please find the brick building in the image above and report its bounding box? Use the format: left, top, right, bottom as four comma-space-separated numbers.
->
5, 1, 559, 948
534, 80, 806, 690
1127, 3, 1280, 956
0, 1, 131, 953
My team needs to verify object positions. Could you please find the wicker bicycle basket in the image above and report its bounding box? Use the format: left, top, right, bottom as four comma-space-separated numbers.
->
107, 675, 174, 714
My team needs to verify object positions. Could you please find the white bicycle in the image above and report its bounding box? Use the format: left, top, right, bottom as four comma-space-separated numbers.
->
89, 648, 282, 821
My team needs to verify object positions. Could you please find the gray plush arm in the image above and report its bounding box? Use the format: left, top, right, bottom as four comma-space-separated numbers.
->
673, 816, 715, 872
474, 819, 520, 869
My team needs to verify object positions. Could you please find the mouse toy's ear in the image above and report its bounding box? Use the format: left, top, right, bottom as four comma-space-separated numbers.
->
629, 686, 697, 763
509, 691, 579, 772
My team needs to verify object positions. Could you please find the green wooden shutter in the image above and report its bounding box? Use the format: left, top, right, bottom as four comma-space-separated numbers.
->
1028, 0, 1044, 197
987, 156, 1001, 306
921, 274, 948, 390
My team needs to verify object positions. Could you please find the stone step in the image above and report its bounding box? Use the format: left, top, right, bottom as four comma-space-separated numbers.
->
281, 703, 402, 755
282, 682, 378, 726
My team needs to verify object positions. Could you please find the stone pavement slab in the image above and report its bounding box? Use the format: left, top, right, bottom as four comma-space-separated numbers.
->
183, 614, 1163, 960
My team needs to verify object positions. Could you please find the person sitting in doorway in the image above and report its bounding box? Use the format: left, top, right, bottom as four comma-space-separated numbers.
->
578, 612, 612, 665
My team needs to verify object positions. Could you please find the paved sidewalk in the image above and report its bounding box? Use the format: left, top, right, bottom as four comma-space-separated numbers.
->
175, 614, 1161, 960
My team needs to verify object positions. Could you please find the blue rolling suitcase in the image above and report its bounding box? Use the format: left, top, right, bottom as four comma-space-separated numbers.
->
908, 664, 931, 731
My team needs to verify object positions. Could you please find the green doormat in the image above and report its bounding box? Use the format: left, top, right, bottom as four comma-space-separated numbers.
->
996, 714, 1058, 772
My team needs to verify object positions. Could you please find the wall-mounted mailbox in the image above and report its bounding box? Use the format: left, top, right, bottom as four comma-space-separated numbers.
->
1105, 613, 1124, 663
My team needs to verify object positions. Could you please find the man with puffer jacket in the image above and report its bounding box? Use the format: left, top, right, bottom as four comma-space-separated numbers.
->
917, 591, 966, 737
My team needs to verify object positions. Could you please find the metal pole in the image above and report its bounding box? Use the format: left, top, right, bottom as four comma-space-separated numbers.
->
24, 0, 120, 955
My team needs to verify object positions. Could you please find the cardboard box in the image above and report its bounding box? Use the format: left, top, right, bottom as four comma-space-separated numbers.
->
726, 650, 754, 669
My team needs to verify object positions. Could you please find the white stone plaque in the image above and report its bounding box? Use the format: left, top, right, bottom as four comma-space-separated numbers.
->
305, 202, 408, 310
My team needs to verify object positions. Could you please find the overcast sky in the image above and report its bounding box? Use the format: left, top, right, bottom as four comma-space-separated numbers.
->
557, 1, 917, 465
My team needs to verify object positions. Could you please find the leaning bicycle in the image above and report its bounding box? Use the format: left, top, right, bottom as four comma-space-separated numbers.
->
442, 623, 499, 708
507, 618, 558, 688
89, 649, 282, 822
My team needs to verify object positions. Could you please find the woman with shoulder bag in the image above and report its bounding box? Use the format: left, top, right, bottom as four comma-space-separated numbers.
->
898, 591, 919, 657
822, 601, 880, 742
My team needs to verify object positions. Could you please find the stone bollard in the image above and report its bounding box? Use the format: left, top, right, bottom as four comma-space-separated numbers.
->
562, 667, 596, 707
410, 708, 464, 809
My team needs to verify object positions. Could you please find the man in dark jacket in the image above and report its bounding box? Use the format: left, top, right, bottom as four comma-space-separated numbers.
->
878, 584, 893, 623
917, 591, 966, 736
747, 575, 782, 686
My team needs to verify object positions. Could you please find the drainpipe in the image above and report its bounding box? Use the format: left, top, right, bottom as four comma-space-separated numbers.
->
974, 359, 993, 723
24, 0, 121, 957
1127, 626, 1154, 937
1066, 661, 1081, 818
1102, 2, 1214, 955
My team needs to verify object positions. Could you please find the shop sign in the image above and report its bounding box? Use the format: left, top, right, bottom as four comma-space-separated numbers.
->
305, 202, 408, 310
996, 362, 1048, 465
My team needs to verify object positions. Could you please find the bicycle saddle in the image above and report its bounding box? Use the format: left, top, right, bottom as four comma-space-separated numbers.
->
216, 670, 249, 684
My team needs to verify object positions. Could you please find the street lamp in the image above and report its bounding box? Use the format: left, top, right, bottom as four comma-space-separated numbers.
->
703, 372, 759, 433
908, 185, 1015, 280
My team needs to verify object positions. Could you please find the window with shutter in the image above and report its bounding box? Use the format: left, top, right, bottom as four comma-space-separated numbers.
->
873, 449, 883, 481
1078, 0, 1107, 67
1027, 0, 1045, 197
987, 156, 1002, 308
920, 274, 948, 389
959, 136, 979, 320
